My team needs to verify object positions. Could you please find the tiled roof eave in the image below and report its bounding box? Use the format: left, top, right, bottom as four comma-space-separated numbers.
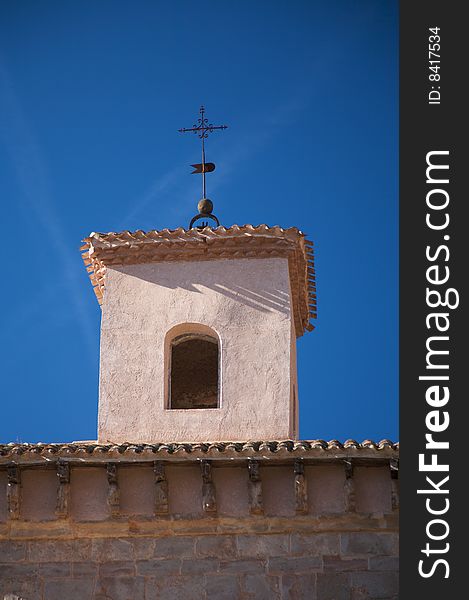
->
80, 225, 317, 336
0, 440, 399, 466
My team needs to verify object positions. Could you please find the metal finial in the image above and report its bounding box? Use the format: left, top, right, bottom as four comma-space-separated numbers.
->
178, 105, 227, 229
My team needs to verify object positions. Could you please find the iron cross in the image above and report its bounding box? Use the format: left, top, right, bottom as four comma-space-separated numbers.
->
178, 105, 228, 199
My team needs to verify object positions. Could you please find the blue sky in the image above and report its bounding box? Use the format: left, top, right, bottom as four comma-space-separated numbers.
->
0, 0, 398, 443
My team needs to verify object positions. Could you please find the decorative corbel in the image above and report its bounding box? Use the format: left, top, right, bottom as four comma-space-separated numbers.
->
344, 459, 356, 512
106, 463, 120, 517
154, 461, 169, 514
55, 460, 70, 518
201, 460, 216, 513
294, 460, 308, 514
7, 464, 20, 520
390, 457, 399, 510
247, 460, 263, 515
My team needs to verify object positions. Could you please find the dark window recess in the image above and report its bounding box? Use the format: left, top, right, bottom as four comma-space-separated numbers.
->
170, 335, 219, 409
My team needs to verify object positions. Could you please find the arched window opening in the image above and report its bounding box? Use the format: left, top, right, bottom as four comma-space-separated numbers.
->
169, 333, 219, 409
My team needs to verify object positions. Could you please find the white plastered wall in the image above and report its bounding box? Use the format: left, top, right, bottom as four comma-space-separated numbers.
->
98, 257, 297, 443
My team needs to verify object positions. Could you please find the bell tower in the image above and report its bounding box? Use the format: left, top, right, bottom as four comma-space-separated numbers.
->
81, 107, 316, 443
82, 225, 315, 443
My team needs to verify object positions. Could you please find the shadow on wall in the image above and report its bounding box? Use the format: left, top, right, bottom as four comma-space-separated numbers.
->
115, 265, 291, 316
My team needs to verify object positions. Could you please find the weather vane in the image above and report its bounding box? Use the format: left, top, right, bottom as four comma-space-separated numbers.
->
178, 105, 228, 229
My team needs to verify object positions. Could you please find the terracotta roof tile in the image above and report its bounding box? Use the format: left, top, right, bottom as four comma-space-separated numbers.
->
0, 440, 398, 465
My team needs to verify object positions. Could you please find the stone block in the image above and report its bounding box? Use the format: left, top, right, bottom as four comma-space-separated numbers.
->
0, 563, 38, 580
43, 579, 94, 600
268, 556, 322, 574
204, 574, 241, 599
281, 574, 317, 600
97, 576, 145, 600
132, 537, 155, 559
237, 534, 289, 558
146, 575, 205, 600
38, 561, 72, 578
219, 559, 265, 574
341, 533, 398, 556
91, 538, 134, 561
72, 562, 98, 577
368, 556, 399, 571
243, 574, 281, 599
291, 533, 340, 556
324, 556, 368, 571
196, 535, 237, 558
136, 558, 181, 576
350, 571, 399, 598
28, 539, 92, 562
181, 558, 219, 574
153, 536, 195, 558
98, 561, 135, 577
0, 541, 27, 562
316, 573, 350, 600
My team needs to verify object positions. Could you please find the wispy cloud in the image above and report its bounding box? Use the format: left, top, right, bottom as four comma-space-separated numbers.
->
0, 58, 96, 357
117, 165, 182, 229
207, 92, 316, 197
117, 146, 206, 231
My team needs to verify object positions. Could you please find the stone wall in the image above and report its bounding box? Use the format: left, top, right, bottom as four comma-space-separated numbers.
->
0, 458, 398, 600
1, 530, 398, 600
